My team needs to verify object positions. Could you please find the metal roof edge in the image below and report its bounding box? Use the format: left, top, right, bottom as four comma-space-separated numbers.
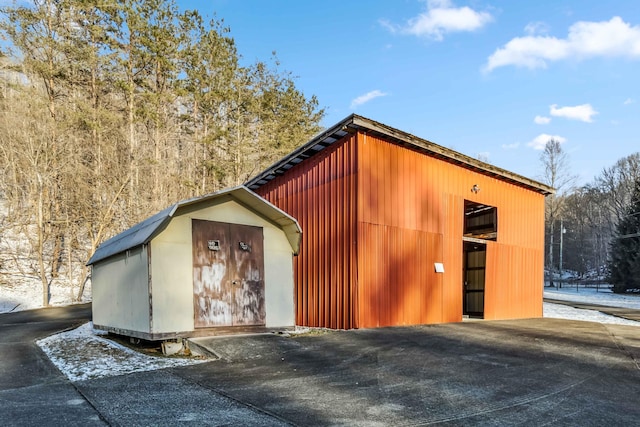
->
349, 115, 554, 195
175, 186, 302, 254
224, 186, 302, 254
88, 186, 301, 265
246, 114, 554, 196
86, 205, 176, 265
245, 114, 358, 189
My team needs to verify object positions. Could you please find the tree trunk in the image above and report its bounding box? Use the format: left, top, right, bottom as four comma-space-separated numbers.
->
548, 220, 554, 287
37, 175, 50, 307
76, 264, 90, 302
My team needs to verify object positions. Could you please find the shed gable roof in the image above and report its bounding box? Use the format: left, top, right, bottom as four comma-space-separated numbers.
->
88, 186, 302, 265
246, 114, 554, 195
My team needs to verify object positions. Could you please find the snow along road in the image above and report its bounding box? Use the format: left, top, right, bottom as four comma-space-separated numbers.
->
30, 287, 640, 383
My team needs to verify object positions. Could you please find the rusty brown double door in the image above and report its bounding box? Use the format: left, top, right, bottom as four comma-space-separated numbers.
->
192, 219, 265, 328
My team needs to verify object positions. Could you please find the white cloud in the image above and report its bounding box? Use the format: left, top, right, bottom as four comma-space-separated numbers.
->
350, 90, 389, 109
524, 21, 550, 36
379, 19, 397, 34
624, 98, 635, 105
528, 134, 567, 150
549, 103, 598, 122
381, 0, 493, 41
485, 16, 640, 72
534, 115, 551, 124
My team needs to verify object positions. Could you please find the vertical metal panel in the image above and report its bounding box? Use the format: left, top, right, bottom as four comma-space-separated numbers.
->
442, 194, 463, 322
484, 243, 543, 320
256, 135, 358, 328
357, 222, 443, 328
357, 133, 545, 326
256, 129, 545, 329
92, 245, 151, 333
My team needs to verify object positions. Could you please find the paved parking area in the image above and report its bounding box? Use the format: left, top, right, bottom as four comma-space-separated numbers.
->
183, 318, 640, 426
0, 305, 282, 426
3, 305, 640, 425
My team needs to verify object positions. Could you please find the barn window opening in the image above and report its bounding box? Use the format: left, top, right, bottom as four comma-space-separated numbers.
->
464, 200, 497, 241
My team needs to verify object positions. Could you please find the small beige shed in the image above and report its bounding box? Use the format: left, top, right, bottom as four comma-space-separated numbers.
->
88, 186, 301, 340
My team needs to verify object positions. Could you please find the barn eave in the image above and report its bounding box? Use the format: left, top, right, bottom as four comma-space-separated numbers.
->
246, 114, 554, 196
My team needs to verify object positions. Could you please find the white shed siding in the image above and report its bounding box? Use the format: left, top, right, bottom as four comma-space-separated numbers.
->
149, 237, 193, 334
149, 198, 295, 333
262, 228, 296, 327
92, 245, 150, 333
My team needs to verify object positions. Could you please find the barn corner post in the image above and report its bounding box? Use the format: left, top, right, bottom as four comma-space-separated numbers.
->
147, 243, 153, 334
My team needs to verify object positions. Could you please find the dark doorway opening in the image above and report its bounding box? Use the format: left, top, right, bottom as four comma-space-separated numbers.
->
463, 241, 486, 318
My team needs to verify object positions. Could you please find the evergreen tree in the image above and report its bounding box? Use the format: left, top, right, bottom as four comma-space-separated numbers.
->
0, 0, 324, 306
608, 178, 640, 293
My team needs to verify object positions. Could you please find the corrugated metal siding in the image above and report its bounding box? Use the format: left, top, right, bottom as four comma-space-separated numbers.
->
484, 243, 544, 319
256, 135, 358, 329
358, 223, 443, 328
357, 133, 545, 325
443, 195, 464, 322
257, 129, 545, 329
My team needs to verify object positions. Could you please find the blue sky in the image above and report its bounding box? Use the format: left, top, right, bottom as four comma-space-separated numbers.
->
181, 0, 639, 185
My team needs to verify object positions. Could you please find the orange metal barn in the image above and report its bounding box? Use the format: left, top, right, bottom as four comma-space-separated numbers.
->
247, 115, 553, 329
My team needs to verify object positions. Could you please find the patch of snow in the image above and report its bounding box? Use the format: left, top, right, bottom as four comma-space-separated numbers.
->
0, 276, 89, 313
543, 302, 640, 326
544, 286, 640, 310
1, 282, 46, 312
37, 322, 207, 382
19, 280, 639, 383
1, 198, 92, 313
543, 286, 640, 326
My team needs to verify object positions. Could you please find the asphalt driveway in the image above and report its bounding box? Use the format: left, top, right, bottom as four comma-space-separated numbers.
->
0, 304, 283, 426
2, 304, 640, 426
0, 304, 105, 425
182, 319, 640, 426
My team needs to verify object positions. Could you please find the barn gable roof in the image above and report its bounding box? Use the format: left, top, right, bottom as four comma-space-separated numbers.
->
88, 186, 302, 265
246, 114, 554, 195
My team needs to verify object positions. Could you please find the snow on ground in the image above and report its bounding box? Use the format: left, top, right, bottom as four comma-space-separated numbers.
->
7, 284, 638, 383
37, 323, 207, 382
543, 286, 640, 327
0, 279, 91, 313
543, 302, 640, 326
544, 286, 640, 309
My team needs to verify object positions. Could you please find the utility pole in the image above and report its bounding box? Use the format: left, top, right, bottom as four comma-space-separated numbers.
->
559, 219, 566, 289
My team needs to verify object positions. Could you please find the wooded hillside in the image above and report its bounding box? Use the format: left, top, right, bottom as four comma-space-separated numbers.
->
0, 0, 324, 306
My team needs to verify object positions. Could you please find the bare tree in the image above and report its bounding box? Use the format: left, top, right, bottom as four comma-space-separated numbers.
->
545, 153, 640, 282
0, 86, 60, 305
595, 153, 640, 228
0, 0, 324, 308
539, 139, 577, 286
561, 186, 610, 277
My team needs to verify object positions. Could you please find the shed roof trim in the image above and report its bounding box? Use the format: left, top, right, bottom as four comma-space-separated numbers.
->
88, 186, 302, 265
246, 114, 554, 195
